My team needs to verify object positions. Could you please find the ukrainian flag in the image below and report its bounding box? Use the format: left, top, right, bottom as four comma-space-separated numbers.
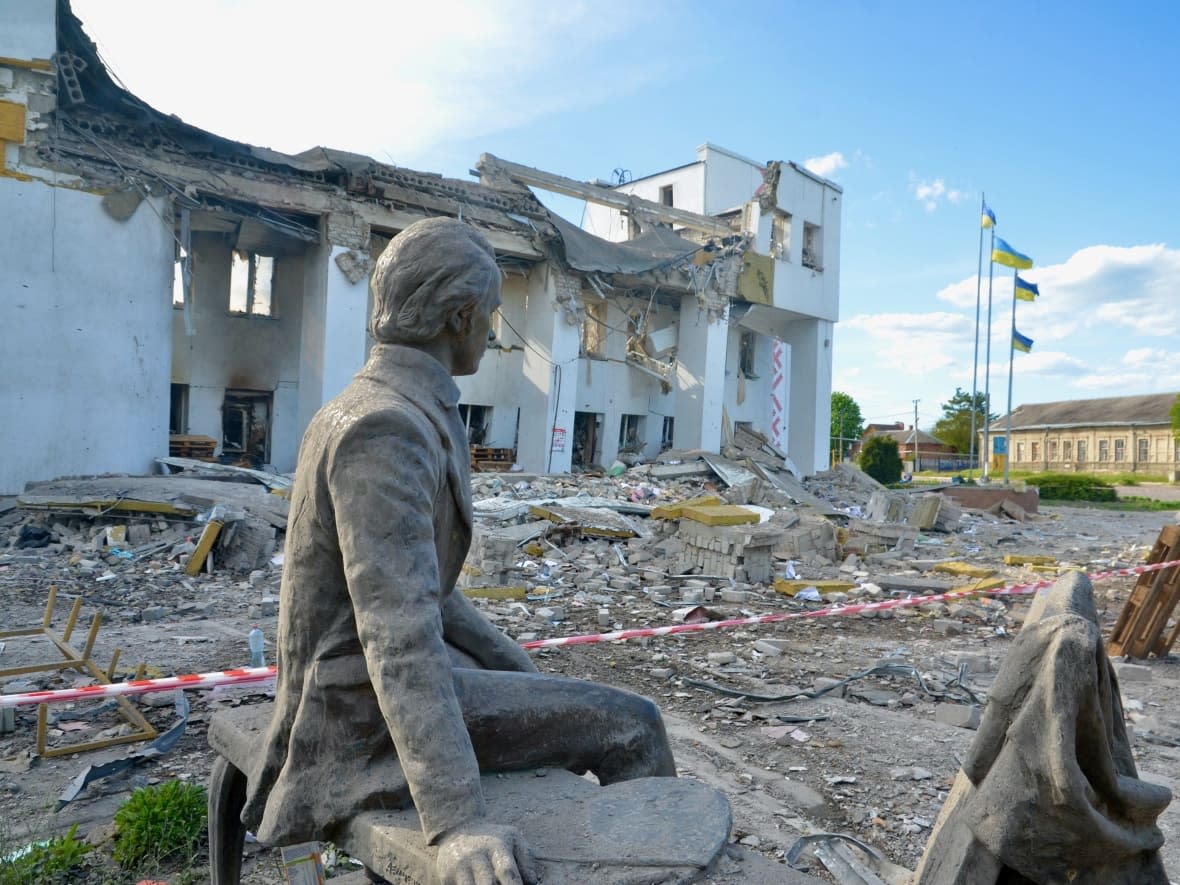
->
981, 202, 996, 229
1015, 275, 1039, 302
993, 238, 1033, 269
1012, 329, 1034, 353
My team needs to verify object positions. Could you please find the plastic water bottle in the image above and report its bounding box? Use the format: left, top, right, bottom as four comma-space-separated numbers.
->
248, 625, 265, 668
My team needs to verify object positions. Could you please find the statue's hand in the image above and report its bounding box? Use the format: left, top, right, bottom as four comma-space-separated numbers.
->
435, 821, 538, 885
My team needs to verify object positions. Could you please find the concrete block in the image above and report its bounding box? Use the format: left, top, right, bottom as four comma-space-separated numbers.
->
708, 652, 737, 665
680, 505, 760, 526
1113, 662, 1153, 684
936, 703, 982, 730
753, 639, 788, 656
933, 619, 965, 636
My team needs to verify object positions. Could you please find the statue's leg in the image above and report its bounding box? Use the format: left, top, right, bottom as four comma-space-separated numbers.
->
452, 669, 676, 783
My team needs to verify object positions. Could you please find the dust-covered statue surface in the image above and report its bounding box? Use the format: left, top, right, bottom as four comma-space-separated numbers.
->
242, 218, 677, 884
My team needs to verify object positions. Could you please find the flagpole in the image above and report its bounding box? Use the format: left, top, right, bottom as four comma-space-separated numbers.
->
1004, 268, 1018, 485
981, 227, 996, 480
969, 194, 985, 477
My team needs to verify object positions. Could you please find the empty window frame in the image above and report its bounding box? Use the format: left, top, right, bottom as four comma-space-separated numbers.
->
169, 383, 189, 435
581, 299, 608, 358
222, 390, 272, 466
661, 416, 674, 450
659, 185, 674, 207
1114, 438, 1125, 462
1047, 440, 1057, 461
229, 251, 276, 317
1098, 439, 1110, 462
1138, 438, 1149, 463
619, 414, 644, 453
770, 210, 792, 261
802, 222, 822, 270
739, 331, 758, 378
1062, 440, 1072, 461
458, 404, 492, 446
1077, 439, 1087, 462
1030, 441, 1040, 461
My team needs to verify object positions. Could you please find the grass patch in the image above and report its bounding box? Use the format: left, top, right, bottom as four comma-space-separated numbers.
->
1051, 497, 1180, 513
113, 780, 207, 873
0, 824, 90, 885
1022, 473, 1117, 502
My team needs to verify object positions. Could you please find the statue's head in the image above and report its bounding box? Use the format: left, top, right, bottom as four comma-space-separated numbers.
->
369, 218, 501, 376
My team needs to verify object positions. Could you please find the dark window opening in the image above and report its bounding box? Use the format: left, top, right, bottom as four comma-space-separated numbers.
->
222, 389, 272, 466
659, 185, 674, 207
661, 416, 675, 451
169, 384, 189, 435
458, 404, 492, 446
619, 414, 645, 453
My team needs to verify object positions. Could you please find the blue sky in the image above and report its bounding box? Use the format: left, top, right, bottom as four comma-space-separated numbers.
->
73, 0, 1180, 431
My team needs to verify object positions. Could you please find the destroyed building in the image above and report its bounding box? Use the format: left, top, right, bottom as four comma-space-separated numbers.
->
0, 0, 840, 494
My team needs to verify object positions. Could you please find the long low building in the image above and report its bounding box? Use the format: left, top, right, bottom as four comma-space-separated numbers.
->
983, 393, 1180, 480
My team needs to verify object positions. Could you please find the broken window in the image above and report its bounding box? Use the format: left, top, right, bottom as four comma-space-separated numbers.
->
1047, 440, 1057, 461
802, 222, 822, 270
172, 260, 186, 308
169, 384, 189, 435
581, 300, 608, 358
573, 411, 602, 470
222, 390, 272, 466
1138, 438, 1149, 462
1098, 439, 1109, 462
661, 416, 674, 451
1114, 438, 1125, 462
459, 404, 492, 446
739, 331, 759, 378
618, 414, 645, 453
1062, 440, 1072, 461
229, 251, 276, 317
659, 185, 674, 207
770, 210, 792, 261
1076, 439, 1087, 462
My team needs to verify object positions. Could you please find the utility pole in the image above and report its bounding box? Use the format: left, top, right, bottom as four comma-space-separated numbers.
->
912, 399, 920, 473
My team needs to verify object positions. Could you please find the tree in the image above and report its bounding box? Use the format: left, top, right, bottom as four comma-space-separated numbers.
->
931, 387, 997, 454
859, 435, 902, 484
1172, 394, 1180, 442
830, 391, 865, 459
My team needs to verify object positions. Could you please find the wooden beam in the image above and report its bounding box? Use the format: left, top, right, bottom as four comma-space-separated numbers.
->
478, 153, 737, 238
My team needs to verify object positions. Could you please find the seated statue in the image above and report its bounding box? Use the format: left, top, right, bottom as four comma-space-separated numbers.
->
242, 218, 676, 885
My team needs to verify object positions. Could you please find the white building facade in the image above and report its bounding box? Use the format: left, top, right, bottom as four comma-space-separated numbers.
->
579, 144, 841, 474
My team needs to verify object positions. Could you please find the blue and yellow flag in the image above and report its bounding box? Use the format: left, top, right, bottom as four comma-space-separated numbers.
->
1015, 275, 1039, 302
993, 238, 1033, 269
1012, 329, 1034, 353
981, 202, 996, 229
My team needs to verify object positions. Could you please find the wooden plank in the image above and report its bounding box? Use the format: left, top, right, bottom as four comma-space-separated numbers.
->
186, 519, 224, 576
1108, 525, 1180, 658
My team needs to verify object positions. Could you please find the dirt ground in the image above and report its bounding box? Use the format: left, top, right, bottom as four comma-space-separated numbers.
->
2, 476, 1179, 883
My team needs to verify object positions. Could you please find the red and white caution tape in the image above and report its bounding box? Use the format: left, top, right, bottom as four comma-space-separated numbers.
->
2, 558, 1177, 709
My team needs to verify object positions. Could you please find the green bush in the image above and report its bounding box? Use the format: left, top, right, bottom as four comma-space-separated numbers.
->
0, 824, 90, 885
1027, 473, 1117, 502
113, 780, 207, 871
858, 436, 903, 485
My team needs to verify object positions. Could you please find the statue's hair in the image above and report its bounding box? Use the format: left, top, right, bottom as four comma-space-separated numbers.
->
369, 218, 499, 345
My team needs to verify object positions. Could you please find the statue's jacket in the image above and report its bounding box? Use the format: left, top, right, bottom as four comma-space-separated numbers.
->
242, 344, 490, 845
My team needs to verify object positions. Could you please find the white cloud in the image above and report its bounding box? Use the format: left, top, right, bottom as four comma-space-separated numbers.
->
803, 151, 847, 179
842, 311, 974, 374
910, 175, 970, 211
72, 0, 660, 165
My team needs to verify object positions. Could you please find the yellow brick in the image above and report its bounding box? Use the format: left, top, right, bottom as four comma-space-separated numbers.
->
774, 579, 857, 596
461, 586, 527, 600
0, 101, 25, 144
680, 504, 760, 526
1003, 554, 1057, 566
965, 577, 1007, 592
651, 495, 722, 520
932, 561, 996, 578
1029, 564, 1060, 574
